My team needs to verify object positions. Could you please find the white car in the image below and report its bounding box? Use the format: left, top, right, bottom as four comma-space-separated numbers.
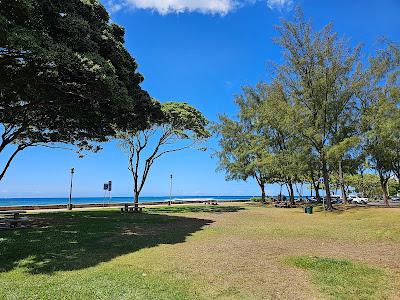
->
349, 194, 369, 204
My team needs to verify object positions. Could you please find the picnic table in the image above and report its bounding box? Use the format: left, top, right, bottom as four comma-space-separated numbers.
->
205, 199, 218, 205
273, 202, 299, 208
120, 204, 144, 213
0, 210, 29, 228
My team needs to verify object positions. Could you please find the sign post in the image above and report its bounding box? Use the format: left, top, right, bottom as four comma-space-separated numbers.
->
108, 180, 112, 205
103, 183, 108, 207
102, 181, 112, 206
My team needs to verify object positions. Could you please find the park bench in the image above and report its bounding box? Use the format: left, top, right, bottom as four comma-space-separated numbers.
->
120, 204, 144, 213
0, 210, 29, 228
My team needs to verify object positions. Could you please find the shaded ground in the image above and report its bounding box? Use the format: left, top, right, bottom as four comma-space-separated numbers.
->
0, 210, 213, 274
147, 205, 245, 214
1, 204, 400, 299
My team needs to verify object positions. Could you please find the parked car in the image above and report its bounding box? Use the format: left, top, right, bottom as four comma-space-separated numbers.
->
391, 197, 400, 202
330, 195, 343, 204
311, 196, 324, 203
349, 194, 369, 204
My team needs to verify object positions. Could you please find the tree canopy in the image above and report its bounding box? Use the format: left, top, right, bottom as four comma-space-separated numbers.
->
361, 41, 400, 205
118, 101, 210, 209
216, 11, 399, 209
0, 0, 156, 180
275, 11, 363, 209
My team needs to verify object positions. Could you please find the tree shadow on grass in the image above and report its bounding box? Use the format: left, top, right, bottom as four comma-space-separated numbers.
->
146, 205, 245, 214
0, 210, 213, 274
324, 205, 371, 214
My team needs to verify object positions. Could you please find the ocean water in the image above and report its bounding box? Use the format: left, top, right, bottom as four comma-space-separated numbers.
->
0, 196, 252, 207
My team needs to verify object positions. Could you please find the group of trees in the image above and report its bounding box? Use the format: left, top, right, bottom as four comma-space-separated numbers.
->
216, 12, 399, 209
1, 1, 398, 211
1, 0, 209, 208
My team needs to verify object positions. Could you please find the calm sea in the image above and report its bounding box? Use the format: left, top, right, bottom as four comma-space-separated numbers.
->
0, 196, 252, 207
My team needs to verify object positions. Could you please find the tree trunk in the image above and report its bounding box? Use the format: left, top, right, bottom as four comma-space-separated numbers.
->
379, 174, 390, 207
134, 191, 139, 211
288, 182, 295, 205
360, 169, 365, 196
309, 169, 321, 202
260, 183, 266, 204
321, 156, 333, 210
315, 184, 321, 202
312, 180, 321, 202
338, 160, 348, 204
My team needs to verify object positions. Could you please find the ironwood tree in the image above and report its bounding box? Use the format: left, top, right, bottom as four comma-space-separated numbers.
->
215, 85, 277, 204
275, 11, 363, 210
361, 42, 400, 206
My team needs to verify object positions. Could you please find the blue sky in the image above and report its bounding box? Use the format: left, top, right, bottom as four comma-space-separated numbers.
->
1, 0, 400, 198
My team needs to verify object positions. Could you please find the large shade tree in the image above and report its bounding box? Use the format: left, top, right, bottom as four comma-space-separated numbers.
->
0, 0, 155, 180
118, 101, 210, 211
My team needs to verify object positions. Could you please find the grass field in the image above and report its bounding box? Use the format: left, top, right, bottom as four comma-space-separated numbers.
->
1, 204, 400, 299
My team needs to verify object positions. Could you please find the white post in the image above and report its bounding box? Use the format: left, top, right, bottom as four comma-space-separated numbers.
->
169, 174, 173, 205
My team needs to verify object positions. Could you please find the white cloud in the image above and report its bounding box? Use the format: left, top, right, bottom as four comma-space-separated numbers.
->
108, 0, 239, 15
266, 0, 293, 10
106, 0, 293, 15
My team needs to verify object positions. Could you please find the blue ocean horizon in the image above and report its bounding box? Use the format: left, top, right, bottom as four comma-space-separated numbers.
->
0, 196, 254, 207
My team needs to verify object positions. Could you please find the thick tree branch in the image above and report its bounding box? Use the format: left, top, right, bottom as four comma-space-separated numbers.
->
0, 145, 27, 181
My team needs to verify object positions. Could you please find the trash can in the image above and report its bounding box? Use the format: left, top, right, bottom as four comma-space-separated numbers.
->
304, 206, 313, 214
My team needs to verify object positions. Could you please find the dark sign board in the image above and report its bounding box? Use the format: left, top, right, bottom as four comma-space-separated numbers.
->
108, 181, 112, 191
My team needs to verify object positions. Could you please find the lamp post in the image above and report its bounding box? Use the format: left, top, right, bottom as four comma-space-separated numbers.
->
168, 174, 173, 206
68, 167, 74, 210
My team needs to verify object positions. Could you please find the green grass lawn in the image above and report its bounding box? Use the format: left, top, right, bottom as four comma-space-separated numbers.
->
286, 256, 389, 299
1, 204, 399, 299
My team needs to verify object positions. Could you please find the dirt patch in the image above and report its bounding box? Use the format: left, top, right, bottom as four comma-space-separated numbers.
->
134, 205, 400, 299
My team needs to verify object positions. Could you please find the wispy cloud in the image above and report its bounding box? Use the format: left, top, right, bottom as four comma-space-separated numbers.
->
266, 0, 293, 10
106, 0, 294, 15
107, 0, 239, 15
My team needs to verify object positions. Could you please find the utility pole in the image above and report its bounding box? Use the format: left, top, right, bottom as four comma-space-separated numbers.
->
168, 174, 173, 206
68, 167, 74, 210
